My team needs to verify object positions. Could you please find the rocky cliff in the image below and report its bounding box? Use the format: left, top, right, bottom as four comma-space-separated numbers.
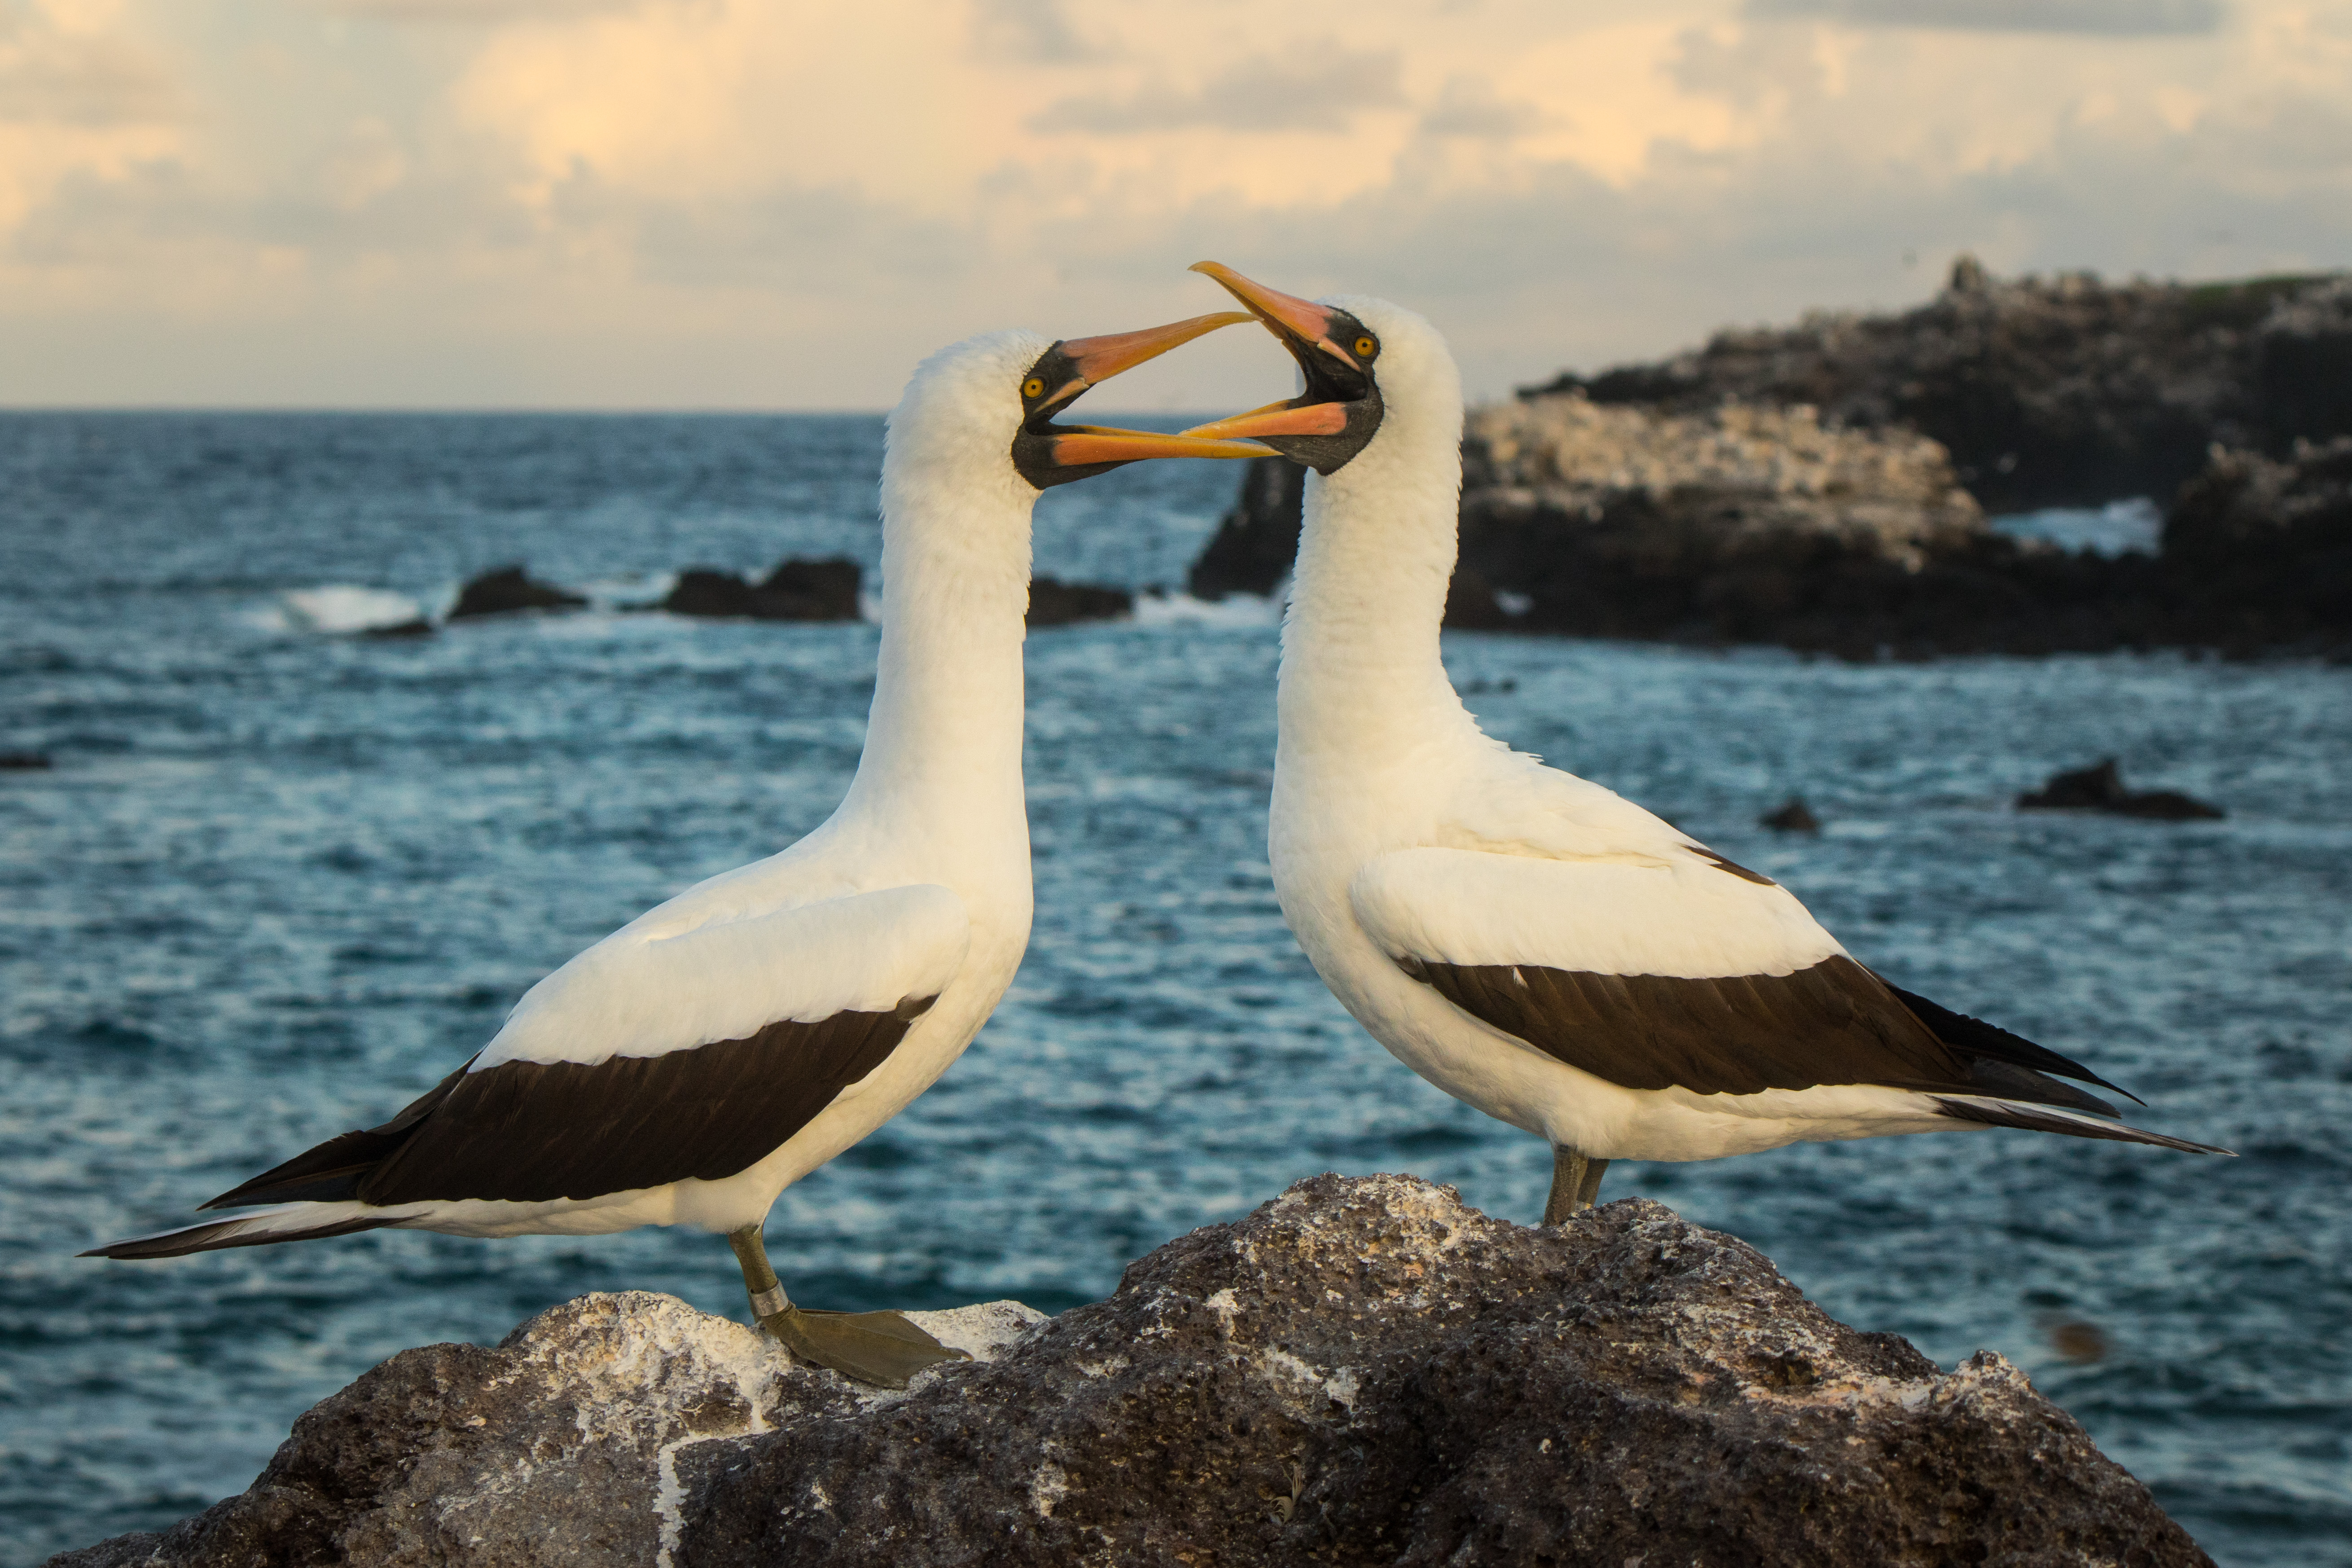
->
1184, 265, 2352, 658
52, 1176, 2210, 1568
1526, 259, 2352, 513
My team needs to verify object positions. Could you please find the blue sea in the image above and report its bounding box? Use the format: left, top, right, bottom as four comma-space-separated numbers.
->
0, 413, 2345, 1565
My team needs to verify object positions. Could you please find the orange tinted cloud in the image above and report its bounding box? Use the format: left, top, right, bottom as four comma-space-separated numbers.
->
1, 0, 2346, 405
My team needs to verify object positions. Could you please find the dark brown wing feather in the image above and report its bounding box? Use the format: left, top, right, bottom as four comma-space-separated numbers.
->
206, 996, 935, 1211
1397, 953, 2120, 1114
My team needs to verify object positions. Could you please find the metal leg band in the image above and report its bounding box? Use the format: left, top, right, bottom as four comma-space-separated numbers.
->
749, 1285, 790, 1319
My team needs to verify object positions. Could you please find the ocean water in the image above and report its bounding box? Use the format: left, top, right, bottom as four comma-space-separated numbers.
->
0, 412, 2346, 1566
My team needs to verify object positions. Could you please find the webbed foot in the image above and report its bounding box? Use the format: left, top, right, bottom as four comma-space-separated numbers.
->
759, 1304, 970, 1389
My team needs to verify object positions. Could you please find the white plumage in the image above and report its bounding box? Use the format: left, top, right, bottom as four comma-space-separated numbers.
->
1185, 262, 2224, 1219
91, 314, 1267, 1381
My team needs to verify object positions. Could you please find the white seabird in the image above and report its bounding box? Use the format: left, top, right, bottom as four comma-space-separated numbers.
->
1182, 261, 2228, 1224
86, 312, 1269, 1386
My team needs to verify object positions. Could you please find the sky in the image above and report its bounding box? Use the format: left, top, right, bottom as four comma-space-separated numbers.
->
2, 0, 2348, 409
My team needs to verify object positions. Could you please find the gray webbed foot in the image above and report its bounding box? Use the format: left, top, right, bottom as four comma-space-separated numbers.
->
758, 1305, 970, 1389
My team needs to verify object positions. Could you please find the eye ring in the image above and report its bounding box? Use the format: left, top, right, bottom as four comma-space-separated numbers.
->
1353, 336, 1377, 359
1022, 377, 1046, 399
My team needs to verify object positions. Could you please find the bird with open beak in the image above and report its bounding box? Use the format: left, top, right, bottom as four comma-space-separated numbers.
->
83, 307, 1273, 1390
1182, 258, 2222, 1230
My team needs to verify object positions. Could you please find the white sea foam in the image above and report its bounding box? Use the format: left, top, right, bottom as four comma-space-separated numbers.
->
1130, 589, 1282, 628
281, 586, 427, 633
577, 572, 678, 612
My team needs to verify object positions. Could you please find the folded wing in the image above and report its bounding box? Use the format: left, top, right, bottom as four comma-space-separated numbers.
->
1350, 846, 2125, 1115
204, 885, 971, 1210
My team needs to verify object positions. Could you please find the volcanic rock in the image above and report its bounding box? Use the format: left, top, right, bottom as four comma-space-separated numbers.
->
446, 565, 588, 620
1524, 259, 2352, 512
1440, 567, 1512, 629
2018, 759, 2225, 820
1760, 796, 1821, 833
1185, 456, 1304, 600
665, 558, 864, 622
1459, 395, 2022, 653
2159, 435, 2352, 652
49, 1176, 2211, 1568
1025, 577, 1133, 627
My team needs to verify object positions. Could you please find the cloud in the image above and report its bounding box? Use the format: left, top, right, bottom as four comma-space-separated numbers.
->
1419, 75, 1548, 140
1747, 0, 2225, 35
0, 13, 181, 126
3, 0, 2348, 409
969, 0, 1099, 62
1669, 22, 1825, 108
547, 163, 971, 292
1028, 44, 1404, 135
304, 0, 653, 21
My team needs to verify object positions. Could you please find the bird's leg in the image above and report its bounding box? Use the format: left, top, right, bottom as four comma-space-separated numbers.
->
1543, 1146, 1609, 1225
1576, 1154, 1609, 1210
725, 1224, 968, 1390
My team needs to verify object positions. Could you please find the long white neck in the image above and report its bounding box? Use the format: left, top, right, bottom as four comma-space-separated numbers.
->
1277, 401, 1474, 787
838, 466, 1034, 884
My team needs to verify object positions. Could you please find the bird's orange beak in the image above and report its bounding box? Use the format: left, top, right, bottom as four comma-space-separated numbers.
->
1178, 262, 1360, 443
1031, 310, 1277, 468
1036, 311, 1249, 411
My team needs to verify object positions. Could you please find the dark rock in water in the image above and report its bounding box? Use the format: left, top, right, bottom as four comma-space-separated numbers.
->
2160, 435, 2352, 653
2019, 759, 2225, 819
48, 1177, 2210, 1568
1440, 567, 1511, 629
447, 565, 588, 620
754, 557, 862, 621
665, 567, 762, 618
1185, 376, 2345, 658
362, 618, 435, 639
1522, 260, 2352, 513
1026, 577, 1132, 627
1760, 796, 1821, 832
1457, 397, 2046, 654
0, 751, 53, 770
1186, 456, 1304, 600
666, 558, 864, 622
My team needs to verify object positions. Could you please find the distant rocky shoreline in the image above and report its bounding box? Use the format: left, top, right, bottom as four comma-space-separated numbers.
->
47, 1177, 2212, 1567
1188, 261, 2352, 660
329, 559, 1138, 637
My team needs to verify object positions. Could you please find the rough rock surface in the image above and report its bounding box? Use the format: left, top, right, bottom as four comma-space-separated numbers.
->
1455, 395, 2044, 653
446, 565, 588, 620
1185, 370, 2349, 658
1467, 394, 1987, 568
1526, 259, 2352, 511
664, 557, 863, 621
2160, 435, 2352, 651
51, 1177, 2210, 1568
1025, 576, 1134, 627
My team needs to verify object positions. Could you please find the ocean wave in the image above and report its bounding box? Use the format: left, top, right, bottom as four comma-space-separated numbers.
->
1131, 589, 1281, 628
279, 586, 429, 634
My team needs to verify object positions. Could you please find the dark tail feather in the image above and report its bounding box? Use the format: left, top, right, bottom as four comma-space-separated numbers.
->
1886, 982, 2144, 1104
81, 1213, 398, 1261
202, 1065, 467, 1210
1931, 1095, 2233, 1155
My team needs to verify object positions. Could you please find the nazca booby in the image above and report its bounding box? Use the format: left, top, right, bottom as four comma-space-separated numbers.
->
85, 312, 1269, 1387
1182, 261, 2228, 1225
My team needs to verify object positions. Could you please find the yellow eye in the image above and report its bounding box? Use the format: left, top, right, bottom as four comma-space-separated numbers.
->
1022, 377, 1045, 399
1354, 336, 1376, 358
